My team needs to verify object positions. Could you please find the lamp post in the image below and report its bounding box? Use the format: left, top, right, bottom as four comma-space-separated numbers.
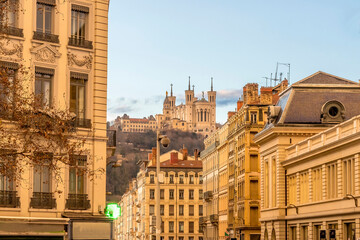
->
155, 129, 170, 240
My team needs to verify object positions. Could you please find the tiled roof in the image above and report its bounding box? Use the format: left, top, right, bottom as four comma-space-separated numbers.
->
149, 159, 202, 169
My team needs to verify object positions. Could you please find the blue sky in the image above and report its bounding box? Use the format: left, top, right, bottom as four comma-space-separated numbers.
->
107, 0, 360, 124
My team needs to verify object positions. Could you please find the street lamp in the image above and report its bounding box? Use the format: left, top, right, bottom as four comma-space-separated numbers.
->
156, 129, 170, 240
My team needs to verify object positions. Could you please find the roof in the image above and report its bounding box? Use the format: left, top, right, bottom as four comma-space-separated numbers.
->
273, 71, 360, 124
147, 149, 202, 169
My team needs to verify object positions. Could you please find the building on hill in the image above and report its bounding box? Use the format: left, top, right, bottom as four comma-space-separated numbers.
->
113, 114, 157, 132
117, 147, 204, 240
201, 80, 287, 240
254, 71, 360, 240
156, 78, 216, 137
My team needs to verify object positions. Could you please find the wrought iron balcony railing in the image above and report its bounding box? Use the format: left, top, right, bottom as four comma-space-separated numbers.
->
0, 190, 20, 208
65, 194, 91, 210
33, 31, 59, 43
71, 118, 92, 128
68, 37, 93, 49
30, 192, 56, 209
0, 25, 24, 37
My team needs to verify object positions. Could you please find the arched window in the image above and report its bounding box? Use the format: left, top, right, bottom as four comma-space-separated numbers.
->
204, 110, 207, 122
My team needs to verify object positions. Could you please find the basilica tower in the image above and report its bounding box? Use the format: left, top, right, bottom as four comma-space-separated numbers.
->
207, 77, 217, 127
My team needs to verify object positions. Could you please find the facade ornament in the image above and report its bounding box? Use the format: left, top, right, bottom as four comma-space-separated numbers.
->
31, 43, 61, 63
67, 52, 93, 69
0, 39, 23, 58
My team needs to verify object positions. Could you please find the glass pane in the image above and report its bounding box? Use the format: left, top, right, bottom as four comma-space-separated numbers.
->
43, 80, 50, 106
70, 84, 77, 113
71, 11, 77, 37
79, 12, 86, 38
77, 173, 84, 194
78, 85, 85, 119
69, 168, 76, 194
42, 166, 50, 192
36, 4, 44, 32
44, 6, 52, 33
33, 166, 41, 192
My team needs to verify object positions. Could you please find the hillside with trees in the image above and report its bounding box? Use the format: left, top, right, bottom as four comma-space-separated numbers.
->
106, 129, 205, 201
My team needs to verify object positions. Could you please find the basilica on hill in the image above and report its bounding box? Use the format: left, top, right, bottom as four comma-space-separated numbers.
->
156, 77, 217, 137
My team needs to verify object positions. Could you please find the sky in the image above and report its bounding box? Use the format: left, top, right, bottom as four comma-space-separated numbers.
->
107, 0, 360, 124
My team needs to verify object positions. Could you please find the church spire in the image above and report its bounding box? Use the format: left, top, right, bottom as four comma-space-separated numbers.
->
188, 76, 191, 90
170, 84, 173, 96
211, 77, 213, 91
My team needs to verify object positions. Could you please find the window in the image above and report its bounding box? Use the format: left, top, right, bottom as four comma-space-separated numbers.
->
150, 189, 155, 199
150, 174, 154, 184
250, 206, 258, 226
179, 175, 184, 184
300, 171, 309, 204
271, 157, 276, 207
179, 189, 184, 199
290, 226, 297, 240
70, 74, 87, 121
250, 112, 257, 123
189, 189, 194, 200
300, 225, 308, 240
312, 168, 322, 202
179, 237, 184, 240
149, 205, 154, 215
33, 153, 52, 193
169, 189, 174, 199
189, 175, 194, 184
161, 221, 164, 233
264, 160, 269, 208
71, 5, 88, 40
169, 221, 174, 233
0, 149, 17, 207
179, 205, 184, 215
35, 69, 53, 107
199, 175, 203, 184
169, 205, 174, 216
69, 155, 86, 194
344, 222, 355, 240
189, 205, 194, 216
313, 225, 321, 240
160, 189, 164, 199
288, 175, 297, 204
199, 205, 203, 216
36, 2, 53, 34
343, 158, 355, 195
0, 0, 18, 28
199, 190, 203, 200
160, 205, 164, 215
189, 222, 194, 233
327, 162, 338, 199
169, 175, 174, 184
179, 221, 184, 233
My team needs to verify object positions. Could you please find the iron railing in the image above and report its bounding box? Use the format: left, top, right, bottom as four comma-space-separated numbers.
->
65, 193, 91, 210
30, 192, 56, 209
0, 25, 23, 37
68, 37, 93, 49
0, 190, 20, 208
71, 118, 91, 128
33, 31, 59, 43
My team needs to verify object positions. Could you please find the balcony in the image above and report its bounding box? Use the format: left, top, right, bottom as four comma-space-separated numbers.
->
71, 118, 92, 128
65, 194, 90, 210
204, 191, 213, 202
199, 216, 207, 226
68, 37, 93, 49
0, 25, 23, 37
0, 190, 20, 208
30, 192, 56, 209
210, 214, 218, 225
33, 31, 59, 44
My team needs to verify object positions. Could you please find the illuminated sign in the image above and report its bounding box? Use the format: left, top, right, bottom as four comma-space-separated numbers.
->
105, 203, 121, 219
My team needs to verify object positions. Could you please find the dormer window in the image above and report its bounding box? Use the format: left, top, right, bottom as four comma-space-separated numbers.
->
321, 100, 345, 123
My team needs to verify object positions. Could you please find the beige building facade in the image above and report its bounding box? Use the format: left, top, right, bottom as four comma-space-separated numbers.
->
0, 0, 111, 239
254, 72, 360, 240
113, 114, 157, 133
118, 148, 204, 240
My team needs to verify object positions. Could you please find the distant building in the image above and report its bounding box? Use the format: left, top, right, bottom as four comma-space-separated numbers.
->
117, 147, 204, 240
156, 78, 216, 137
113, 114, 157, 132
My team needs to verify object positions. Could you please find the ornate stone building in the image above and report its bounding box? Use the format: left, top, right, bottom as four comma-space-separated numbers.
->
156, 78, 216, 137
113, 114, 157, 132
0, 0, 111, 239
254, 71, 360, 240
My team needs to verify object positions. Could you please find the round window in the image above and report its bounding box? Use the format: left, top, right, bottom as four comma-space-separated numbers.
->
329, 106, 339, 117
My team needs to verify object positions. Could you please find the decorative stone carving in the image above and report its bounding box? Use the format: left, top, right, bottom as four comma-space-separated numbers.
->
67, 52, 92, 69
0, 39, 23, 58
31, 43, 61, 63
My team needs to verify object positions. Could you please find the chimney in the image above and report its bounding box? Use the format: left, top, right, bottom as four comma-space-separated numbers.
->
182, 146, 188, 160
151, 147, 157, 166
237, 99, 243, 111
228, 111, 236, 120
194, 149, 199, 161
170, 152, 179, 164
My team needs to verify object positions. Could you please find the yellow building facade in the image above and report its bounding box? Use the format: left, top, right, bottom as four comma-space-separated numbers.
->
0, 0, 110, 239
254, 72, 360, 240
118, 148, 204, 240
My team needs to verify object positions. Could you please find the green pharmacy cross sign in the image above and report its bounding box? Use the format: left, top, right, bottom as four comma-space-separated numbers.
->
105, 203, 121, 219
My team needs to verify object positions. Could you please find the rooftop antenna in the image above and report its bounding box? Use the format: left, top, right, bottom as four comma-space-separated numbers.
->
277, 62, 291, 84
262, 77, 270, 87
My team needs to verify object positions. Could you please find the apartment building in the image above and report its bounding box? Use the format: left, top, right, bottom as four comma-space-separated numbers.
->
254, 72, 360, 240
118, 148, 204, 240
113, 114, 157, 133
0, 0, 111, 239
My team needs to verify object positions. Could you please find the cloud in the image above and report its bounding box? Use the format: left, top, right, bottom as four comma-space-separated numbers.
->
108, 105, 135, 113
216, 89, 242, 106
